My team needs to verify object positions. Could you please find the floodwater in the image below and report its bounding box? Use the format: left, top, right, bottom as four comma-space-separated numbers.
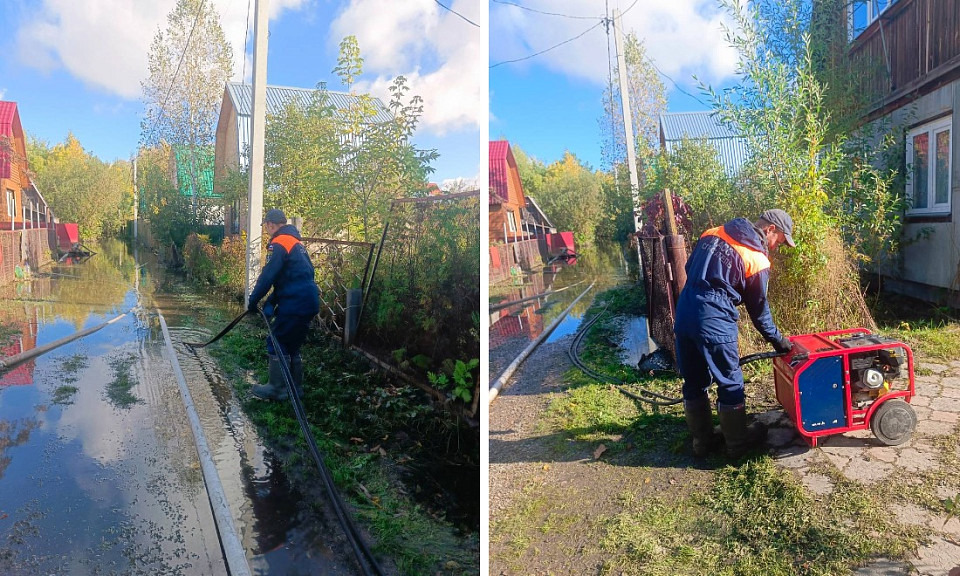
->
0, 239, 356, 575
489, 242, 655, 380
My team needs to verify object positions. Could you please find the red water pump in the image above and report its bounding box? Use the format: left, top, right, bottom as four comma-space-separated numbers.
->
772, 328, 917, 447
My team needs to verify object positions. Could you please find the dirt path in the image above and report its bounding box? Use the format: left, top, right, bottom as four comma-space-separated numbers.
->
489, 334, 960, 576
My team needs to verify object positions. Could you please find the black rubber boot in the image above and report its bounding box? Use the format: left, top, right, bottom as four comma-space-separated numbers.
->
251, 354, 289, 401
684, 395, 721, 457
718, 403, 767, 459
290, 354, 303, 398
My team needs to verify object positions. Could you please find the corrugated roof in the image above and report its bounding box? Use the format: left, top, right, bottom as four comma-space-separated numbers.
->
225, 82, 393, 123
659, 111, 750, 174
489, 140, 511, 204
0, 101, 22, 180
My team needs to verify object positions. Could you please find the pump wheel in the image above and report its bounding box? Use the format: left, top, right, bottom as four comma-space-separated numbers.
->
870, 399, 917, 446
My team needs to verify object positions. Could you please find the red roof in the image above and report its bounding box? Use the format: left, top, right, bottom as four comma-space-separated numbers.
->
489, 140, 511, 204
0, 101, 23, 180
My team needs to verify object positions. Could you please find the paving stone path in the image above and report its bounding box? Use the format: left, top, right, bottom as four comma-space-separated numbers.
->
760, 360, 960, 576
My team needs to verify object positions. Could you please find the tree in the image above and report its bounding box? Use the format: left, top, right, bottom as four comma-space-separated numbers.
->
27, 134, 132, 238
701, 0, 896, 338
264, 37, 437, 243
141, 0, 233, 224
535, 152, 604, 247
599, 32, 667, 172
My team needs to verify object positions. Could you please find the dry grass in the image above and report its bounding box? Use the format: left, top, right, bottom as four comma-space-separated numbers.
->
741, 232, 875, 353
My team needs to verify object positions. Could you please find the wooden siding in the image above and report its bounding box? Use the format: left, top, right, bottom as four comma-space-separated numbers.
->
851, 0, 960, 112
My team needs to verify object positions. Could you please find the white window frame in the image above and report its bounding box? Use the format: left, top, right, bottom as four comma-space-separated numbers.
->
507, 211, 518, 233
6, 189, 14, 222
849, 0, 898, 41
906, 115, 952, 216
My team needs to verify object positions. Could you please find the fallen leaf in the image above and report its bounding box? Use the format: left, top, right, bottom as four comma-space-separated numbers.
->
542, 463, 551, 471
378, 447, 387, 457
644, 478, 650, 484
594, 444, 607, 459
349, 437, 364, 444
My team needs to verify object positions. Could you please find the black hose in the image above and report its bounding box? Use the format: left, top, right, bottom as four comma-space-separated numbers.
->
567, 304, 683, 407
183, 311, 251, 349
254, 309, 386, 576
183, 308, 385, 576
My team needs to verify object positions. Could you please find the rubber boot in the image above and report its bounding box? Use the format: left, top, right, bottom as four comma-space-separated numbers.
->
718, 403, 767, 459
290, 354, 303, 398
251, 354, 289, 401
684, 395, 721, 457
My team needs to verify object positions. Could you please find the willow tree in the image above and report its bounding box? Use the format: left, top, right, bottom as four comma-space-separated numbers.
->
140, 0, 233, 227
702, 0, 898, 340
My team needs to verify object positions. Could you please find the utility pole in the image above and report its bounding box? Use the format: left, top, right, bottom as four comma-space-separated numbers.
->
244, 0, 269, 306
612, 8, 643, 271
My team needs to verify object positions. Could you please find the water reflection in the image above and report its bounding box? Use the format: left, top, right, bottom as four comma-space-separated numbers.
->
0, 238, 350, 575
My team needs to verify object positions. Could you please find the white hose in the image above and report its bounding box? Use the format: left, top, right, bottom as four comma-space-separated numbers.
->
158, 311, 252, 576
489, 281, 595, 404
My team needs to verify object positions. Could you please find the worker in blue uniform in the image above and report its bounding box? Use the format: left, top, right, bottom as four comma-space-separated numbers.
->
248, 209, 320, 401
674, 209, 795, 458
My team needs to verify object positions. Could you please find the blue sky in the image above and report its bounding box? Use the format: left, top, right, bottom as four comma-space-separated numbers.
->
0, 0, 482, 187
490, 0, 740, 171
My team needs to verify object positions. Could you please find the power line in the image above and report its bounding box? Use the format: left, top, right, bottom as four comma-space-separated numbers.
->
144, 0, 208, 145
434, 0, 478, 27
490, 0, 600, 20
242, 0, 251, 81
490, 20, 605, 69
645, 56, 710, 107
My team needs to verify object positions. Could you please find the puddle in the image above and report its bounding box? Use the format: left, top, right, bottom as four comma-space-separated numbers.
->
619, 316, 657, 367
0, 239, 356, 575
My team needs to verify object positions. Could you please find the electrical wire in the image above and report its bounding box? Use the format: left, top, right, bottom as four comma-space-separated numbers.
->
143, 0, 208, 145
490, 0, 601, 20
434, 0, 479, 27
242, 0, 252, 82
490, 20, 605, 69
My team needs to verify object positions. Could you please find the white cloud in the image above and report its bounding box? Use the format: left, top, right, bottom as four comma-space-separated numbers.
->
13, 0, 305, 99
490, 0, 740, 91
332, 0, 481, 136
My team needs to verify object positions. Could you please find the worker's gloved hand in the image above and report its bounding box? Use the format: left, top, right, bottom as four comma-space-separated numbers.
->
773, 335, 793, 354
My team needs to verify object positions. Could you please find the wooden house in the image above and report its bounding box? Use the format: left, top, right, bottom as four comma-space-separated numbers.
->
842, 0, 960, 303
0, 101, 50, 231
489, 140, 528, 244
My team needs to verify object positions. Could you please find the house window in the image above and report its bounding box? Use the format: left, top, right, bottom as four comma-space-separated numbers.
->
906, 116, 952, 215
849, 0, 898, 40
507, 211, 518, 233
6, 189, 14, 221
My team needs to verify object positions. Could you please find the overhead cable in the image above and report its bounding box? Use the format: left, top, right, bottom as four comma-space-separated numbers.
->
490, 20, 605, 68
434, 0, 479, 27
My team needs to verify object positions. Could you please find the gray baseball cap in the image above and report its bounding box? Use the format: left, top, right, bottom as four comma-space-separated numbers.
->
759, 209, 795, 247
263, 208, 287, 224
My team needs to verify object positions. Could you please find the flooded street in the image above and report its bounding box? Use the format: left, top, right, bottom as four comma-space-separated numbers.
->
0, 240, 357, 575
489, 242, 653, 380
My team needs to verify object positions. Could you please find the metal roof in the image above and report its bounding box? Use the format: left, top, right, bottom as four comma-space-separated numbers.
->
659, 111, 751, 174
225, 82, 393, 123
489, 140, 512, 204
0, 101, 23, 180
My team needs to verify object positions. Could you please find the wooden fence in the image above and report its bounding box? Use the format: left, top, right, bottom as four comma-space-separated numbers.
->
0, 228, 56, 286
